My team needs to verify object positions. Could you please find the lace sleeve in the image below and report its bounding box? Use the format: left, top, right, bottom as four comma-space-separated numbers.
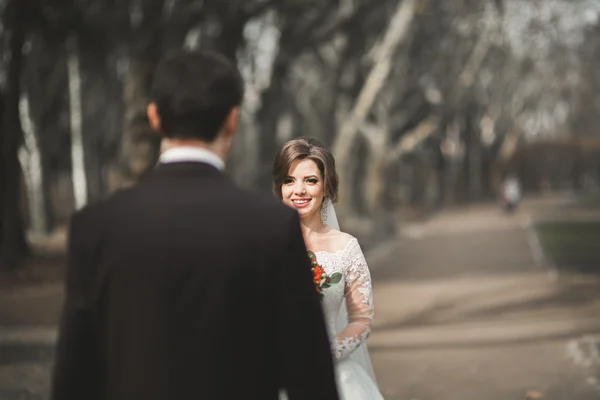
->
332, 238, 374, 360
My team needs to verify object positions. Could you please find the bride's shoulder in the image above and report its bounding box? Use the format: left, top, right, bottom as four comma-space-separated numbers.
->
325, 228, 357, 252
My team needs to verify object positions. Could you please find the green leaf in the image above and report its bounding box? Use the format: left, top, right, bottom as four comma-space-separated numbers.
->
329, 273, 342, 284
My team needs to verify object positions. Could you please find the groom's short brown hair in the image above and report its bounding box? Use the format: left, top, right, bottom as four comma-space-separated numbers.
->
151, 48, 244, 141
272, 137, 339, 203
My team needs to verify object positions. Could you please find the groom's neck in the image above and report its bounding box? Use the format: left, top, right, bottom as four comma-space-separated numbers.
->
162, 138, 227, 162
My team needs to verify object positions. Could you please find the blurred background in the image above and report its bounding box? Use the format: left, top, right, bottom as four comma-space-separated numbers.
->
1, 0, 600, 399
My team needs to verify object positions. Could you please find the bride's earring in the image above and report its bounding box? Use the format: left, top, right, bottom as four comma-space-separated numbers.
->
321, 198, 328, 225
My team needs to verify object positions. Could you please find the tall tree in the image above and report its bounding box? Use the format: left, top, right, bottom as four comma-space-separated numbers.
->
332, 0, 417, 218
0, 0, 31, 267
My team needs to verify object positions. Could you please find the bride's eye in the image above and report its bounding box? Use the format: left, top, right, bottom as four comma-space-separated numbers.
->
307, 178, 319, 184
283, 178, 294, 185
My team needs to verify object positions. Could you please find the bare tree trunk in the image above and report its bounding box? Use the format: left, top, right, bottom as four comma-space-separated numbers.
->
491, 129, 520, 191
230, 107, 260, 188
362, 117, 438, 215
467, 116, 483, 200
444, 2, 499, 204
0, 8, 30, 267
23, 32, 58, 232
116, 57, 160, 188
256, 33, 296, 190
76, 50, 124, 201
441, 119, 465, 205
18, 93, 47, 234
332, 0, 416, 217
364, 149, 387, 215
67, 36, 88, 210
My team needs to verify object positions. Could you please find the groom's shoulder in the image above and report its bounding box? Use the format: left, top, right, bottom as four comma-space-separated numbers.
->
67, 194, 116, 234
230, 186, 296, 222
68, 184, 140, 221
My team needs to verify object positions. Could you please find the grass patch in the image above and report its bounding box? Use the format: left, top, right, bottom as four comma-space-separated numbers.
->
574, 192, 600, 209
534, 221, 600, 274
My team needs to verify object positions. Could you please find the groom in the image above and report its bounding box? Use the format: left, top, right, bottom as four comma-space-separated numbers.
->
50, 49, 339, 400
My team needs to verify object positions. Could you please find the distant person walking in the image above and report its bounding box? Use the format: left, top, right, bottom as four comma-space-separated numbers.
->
500, 174, 522, 213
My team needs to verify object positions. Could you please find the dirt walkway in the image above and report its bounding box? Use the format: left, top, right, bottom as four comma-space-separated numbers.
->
368, 203, 600, 400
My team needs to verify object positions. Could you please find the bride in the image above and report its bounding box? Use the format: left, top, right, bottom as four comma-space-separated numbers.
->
273, 137, 384, 400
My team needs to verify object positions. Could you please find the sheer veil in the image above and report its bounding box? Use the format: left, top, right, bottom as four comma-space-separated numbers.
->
324, 201, 378, 383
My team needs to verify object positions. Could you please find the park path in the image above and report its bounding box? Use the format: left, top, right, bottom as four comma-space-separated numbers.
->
368, 200, 600, 400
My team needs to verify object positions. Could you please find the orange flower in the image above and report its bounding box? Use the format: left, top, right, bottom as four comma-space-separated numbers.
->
313, 265, 324, 286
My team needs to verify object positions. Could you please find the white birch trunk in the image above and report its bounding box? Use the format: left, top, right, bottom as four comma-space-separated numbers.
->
17, 94, 46, 234
67, 36, 88, 210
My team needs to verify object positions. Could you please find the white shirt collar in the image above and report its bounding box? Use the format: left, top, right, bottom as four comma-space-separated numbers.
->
158, 146, 225, 171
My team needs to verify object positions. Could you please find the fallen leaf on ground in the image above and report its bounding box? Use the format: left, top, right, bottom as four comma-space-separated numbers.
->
525, 390, 543, 399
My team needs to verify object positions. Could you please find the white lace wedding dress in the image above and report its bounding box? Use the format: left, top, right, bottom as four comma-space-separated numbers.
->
281, 237, 384, 400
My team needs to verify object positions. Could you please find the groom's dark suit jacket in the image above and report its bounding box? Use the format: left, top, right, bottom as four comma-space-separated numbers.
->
51, 161, 339, 400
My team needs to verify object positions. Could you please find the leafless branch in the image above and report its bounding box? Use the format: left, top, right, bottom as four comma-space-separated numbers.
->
358, 122, 387, 151
304, 0, 394, 49
458, 4, 499, 88
386, 117, 439, 163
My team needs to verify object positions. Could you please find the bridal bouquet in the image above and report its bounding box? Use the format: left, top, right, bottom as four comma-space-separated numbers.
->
307, 250, 342, 300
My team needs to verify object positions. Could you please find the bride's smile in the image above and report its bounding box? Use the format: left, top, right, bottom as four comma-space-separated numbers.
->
281, 158, 325, 218
291, 198, 312, 207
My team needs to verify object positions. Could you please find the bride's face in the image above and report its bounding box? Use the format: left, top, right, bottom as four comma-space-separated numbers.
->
281, 158, 325, 220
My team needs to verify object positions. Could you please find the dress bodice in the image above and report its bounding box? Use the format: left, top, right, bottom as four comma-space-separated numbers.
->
312, 237, 374, 361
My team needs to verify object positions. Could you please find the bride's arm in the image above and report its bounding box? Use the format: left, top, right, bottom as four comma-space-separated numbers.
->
333, 239, 374, 360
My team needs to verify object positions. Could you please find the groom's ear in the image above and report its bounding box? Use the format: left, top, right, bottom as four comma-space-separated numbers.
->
147, 103, 162, 134
223, 106, 240, 139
